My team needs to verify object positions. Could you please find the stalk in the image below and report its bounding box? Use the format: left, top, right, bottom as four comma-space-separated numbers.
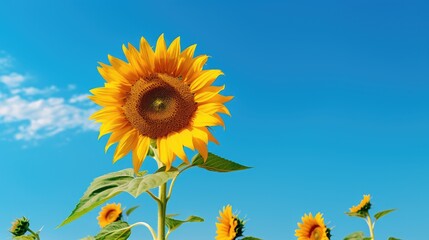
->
366, 215, 375, 240
157, 182, 167, 240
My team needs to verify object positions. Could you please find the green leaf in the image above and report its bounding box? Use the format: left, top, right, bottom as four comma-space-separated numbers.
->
346, 212, 367, 218
124, 171, 178, 197
59, 169, 135, 227
155, 166, 179, 173
95, 221, 131, 240
80, 237, 96, 240
374, 209, 396, 220
343, 231, 365, 240
242, 237, 263, 240
59, 169, 178, 227
191, 153, 251, 172
363, 238, 372, 240
12, 236, 35, 240
125, 206, 139, 216
165, 215, 204, 232
388, 237, 401, 240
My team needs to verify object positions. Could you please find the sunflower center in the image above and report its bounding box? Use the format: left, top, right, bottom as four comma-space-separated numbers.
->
105, 210, 119, 221
309, 226, 324, 240
123, 73, 197, 138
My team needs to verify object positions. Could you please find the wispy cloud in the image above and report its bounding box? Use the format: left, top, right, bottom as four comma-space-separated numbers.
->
0, 53, 12, 70
11, 86, 59, 96
0, 52, 99, 141
0, 96, 98, 140
0, 72, 25, 88
69, 94, 90, 104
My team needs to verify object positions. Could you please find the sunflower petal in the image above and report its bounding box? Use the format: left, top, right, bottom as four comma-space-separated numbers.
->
139, 36, 155, 72
190, 70, 223, 92
154, 34, 168, 72
113, 129, 139, 162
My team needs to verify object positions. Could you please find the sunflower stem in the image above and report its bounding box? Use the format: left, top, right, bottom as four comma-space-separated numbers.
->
366, 215, 375, 240
157, 182, 167, 240
28, 228, 40, 240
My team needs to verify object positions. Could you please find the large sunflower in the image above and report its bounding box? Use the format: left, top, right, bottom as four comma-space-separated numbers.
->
90, 34, 232, 172
215, 205, 244, 240
97, 203, 122, 228
295, 213, 330, 240
349, 194, 371, 214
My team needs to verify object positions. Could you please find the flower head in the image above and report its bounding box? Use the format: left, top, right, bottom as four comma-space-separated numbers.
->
349, 194, 371, 214
97, 203, 122, 228
10, 217, 30, 236
295, 213, 331, 240
90, 34, 232, 172
215, 205, 244, 240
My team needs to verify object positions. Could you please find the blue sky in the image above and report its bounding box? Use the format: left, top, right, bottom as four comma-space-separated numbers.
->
0, 0, 428, 239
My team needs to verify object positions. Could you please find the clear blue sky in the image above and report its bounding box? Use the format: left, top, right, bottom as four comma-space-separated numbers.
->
1, 0, 428, 239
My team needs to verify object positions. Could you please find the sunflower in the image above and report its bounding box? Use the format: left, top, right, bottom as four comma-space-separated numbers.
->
349, 194, 371, 214
90, 34, 232, 172
295, 213, 331, 240
215, 205, 244, 240
10, 217, 30, 236
97, 203, 122, 228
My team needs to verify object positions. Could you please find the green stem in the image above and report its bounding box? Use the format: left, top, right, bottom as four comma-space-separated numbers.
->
28, 229, 40, 240
366, 215, 375, 240
157, 182, 167, 240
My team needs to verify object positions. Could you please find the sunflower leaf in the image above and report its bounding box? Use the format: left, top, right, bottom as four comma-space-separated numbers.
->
124, 171, 178, 197
12, 236, 36, 240
59, 169, 135, 228
80, 237, 96, 240
374, 209, 396, 220
191, 153, 251, 172
95, 221, 131, 240
345, 212, 367, 218
242, 237, 263, 240
388, 237, 401, 240
165, 215, 204, 232
59, 169, 178, 227
125, 205, 139, 216
343, 231, 365, 240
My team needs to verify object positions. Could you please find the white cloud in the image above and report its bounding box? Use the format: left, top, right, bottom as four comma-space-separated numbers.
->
0, 72, 25, 88
67, 84, 76, 90
69, 94, 90, 104
11, 86, 58, 96
0, 54, 12, 70
0, 95, 99, 140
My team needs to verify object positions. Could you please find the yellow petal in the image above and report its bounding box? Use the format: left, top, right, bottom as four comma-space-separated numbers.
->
108, 55, 139, 84
136, 136, 150, 160
191, 127, 208, 144
113, 129, 139, 162
192, 137, 208, 160
154, 34, 167, 72
167, 132, 189, 163
139, 36, 155, 72
157, 137, 174, 170
123, 43, 148, 77
178, 128, 194, 150
198, 102, 231, 116
193, 111, 225, 127
194, 85, 225, 103
190, 70, 223, 92
105, 125, 133, 152
183, 55, 208, 84
166, 36, 181, 74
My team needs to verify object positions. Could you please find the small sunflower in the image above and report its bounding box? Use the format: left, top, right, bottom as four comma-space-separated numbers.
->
90, 34, 232, 172
295, 213, 331, 240
215, 205, 244, 240
97, 203, 122, 228
349, 194, 371, 214
10, 217, 30, 236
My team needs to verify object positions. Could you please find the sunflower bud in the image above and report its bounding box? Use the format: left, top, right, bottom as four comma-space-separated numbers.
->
10, 217, 30, 236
